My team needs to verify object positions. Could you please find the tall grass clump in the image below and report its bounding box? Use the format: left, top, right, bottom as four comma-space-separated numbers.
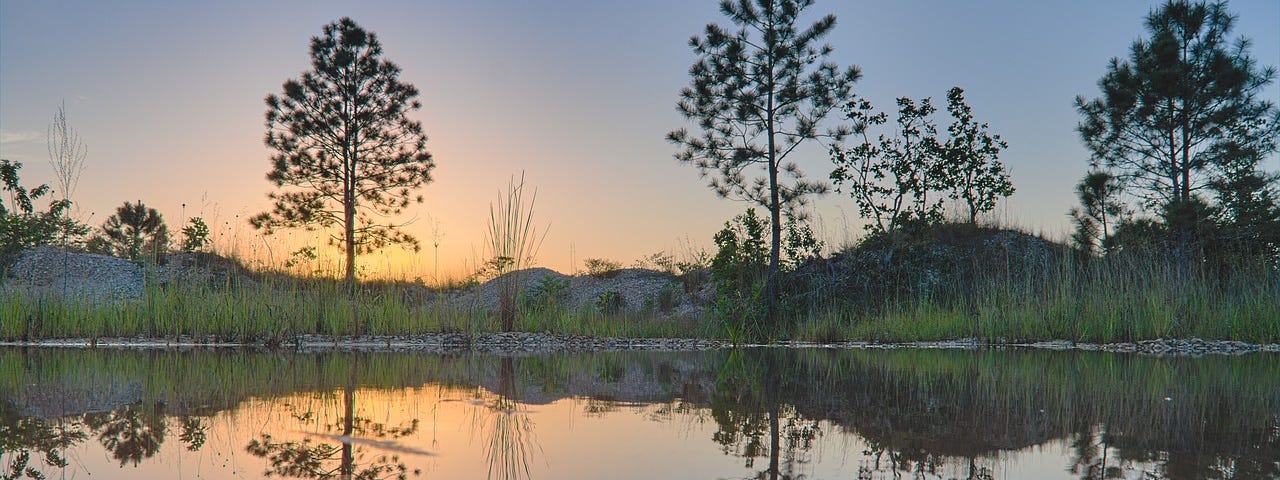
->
484, 173, 546, 332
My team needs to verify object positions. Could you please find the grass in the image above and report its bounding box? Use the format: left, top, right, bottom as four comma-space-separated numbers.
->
789, 231, 1280, 344
0, 264, 712, 342
2, 230, 1278, 344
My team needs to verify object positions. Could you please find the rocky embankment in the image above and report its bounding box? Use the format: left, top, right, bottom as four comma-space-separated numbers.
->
448, 267, 707, 318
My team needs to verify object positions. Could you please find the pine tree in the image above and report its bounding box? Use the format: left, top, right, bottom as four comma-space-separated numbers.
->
668, 0, 860, 323
1075, 0, 1280, 255
251, 18, 434, 285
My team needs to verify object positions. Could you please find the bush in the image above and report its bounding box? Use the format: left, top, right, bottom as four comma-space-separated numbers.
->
584, 258, 621, 278
595, 291, 625, 314
522, 275, 570, 312
1, 160, 79, 266
708, 209, 825, 339
181, 217, 210, 253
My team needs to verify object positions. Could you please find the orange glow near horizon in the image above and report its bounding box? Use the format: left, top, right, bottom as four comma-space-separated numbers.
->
3, 1, 1277, 281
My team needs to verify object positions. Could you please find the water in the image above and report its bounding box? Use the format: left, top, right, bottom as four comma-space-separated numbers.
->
1, 347, 1277, 479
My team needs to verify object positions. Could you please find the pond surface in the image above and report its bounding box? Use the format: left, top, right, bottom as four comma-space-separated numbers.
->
1, 347, 1277, 479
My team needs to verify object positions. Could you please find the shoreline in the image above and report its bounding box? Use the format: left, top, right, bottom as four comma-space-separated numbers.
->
3, 333, 1279, 357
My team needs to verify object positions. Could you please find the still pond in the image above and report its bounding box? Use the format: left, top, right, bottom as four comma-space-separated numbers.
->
1, 347, 1277, 479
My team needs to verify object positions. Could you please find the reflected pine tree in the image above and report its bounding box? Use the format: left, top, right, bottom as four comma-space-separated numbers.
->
0, 411, 86, 480
82, 402, 167, 467
710, 349, 820, 480
179, 416, 207, 451
246, 357, 421, 480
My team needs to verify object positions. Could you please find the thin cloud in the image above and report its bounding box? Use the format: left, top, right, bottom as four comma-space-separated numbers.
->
0, 130, 41, 145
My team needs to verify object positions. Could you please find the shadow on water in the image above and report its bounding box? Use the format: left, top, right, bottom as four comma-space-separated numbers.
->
1, 347, 1277, 479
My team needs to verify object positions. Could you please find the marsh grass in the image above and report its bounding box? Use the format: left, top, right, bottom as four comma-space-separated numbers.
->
3, 228, 1277, 343
793, 246, 1280, 343
0, 266, 713, 342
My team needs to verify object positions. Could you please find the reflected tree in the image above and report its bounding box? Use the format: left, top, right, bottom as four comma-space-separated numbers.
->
0, 412, 87, 480
710, 350, 820, 480
247, 357, 421, 480
178, 416, 207, 451
82, 402, 168, 467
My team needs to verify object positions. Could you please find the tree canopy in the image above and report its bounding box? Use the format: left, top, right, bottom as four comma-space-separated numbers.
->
668, 0, 860, 322
1075, 0, 1280, 260
1076, 0, 1279, 210
251, 17, 434, 284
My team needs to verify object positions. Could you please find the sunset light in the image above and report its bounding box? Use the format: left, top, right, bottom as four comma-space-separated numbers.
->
4, 1, 1273, 280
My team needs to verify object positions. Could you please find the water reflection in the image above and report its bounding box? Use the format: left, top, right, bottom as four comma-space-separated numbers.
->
0, 413, 85, 479
0, 347, 1276, 479
480, 358, 541, 480
1, 399, 206, 478
245, 358, 423, 480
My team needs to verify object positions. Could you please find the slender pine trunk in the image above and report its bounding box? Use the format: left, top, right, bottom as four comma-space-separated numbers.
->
765, 68, 781, 329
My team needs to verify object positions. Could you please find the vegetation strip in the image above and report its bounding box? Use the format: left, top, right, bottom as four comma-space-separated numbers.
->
3, 334, 1278, 357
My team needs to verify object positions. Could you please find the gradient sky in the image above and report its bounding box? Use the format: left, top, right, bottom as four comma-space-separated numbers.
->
2, 0, 1278, 280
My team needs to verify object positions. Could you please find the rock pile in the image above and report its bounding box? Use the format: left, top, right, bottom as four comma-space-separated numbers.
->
2, 246, 143, 304
449, 267, 705, 317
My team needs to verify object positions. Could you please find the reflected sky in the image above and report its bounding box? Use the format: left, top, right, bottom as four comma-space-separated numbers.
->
2, 347, 1277, 479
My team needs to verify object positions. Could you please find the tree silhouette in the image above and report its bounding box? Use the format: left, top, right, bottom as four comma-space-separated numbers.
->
668, 0, 860, 323
938, 87, 1012, 224
1, 160, 73, 263
102, 200, 168, 262
831, 95, 945, 235
251, 17, 434, 286
1075, 0, 1280, 253
1070, 170, 1125, 253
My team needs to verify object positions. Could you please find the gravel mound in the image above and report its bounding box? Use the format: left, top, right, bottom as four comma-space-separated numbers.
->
449, 267, 703, 317
2, 246, 143, 304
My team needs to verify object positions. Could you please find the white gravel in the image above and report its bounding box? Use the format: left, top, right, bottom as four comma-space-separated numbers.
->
447, 267, 705, 317
2, 246, 144, 304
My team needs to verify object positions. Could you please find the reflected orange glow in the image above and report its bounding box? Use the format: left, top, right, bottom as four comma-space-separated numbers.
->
28, 383, 1123, 480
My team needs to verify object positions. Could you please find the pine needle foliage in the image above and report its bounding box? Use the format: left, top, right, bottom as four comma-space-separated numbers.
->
252, 17, 434, 285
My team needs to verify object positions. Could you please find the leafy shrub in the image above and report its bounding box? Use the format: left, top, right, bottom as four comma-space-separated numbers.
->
709, 208, 825, 338
1, 160, 79, 266
523, 275, 570, 312
584, 258, 621, 278
595, 290, 625, 314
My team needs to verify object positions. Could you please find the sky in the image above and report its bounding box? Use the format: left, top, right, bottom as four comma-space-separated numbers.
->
2, 0, 1278, 280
